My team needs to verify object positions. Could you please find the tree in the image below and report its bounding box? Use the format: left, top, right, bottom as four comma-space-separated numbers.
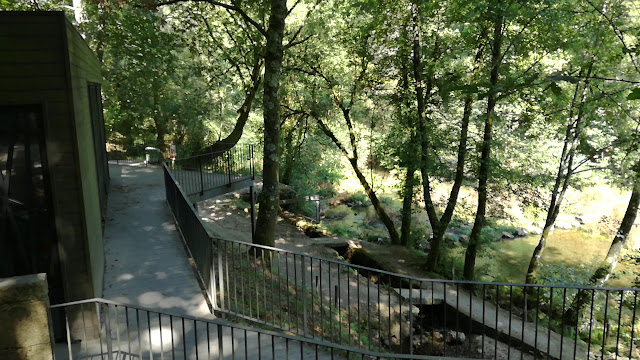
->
462, 2, 504, 281
252, 0, 288, 247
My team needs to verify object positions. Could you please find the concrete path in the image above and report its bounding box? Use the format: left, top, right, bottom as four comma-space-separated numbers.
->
102, 163, 212, 319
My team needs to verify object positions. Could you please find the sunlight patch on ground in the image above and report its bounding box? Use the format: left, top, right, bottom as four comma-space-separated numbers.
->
117, 273, 134, 281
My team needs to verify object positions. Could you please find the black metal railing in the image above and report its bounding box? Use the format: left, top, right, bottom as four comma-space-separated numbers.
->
164, 162, 219, 309
208, 239, 640, 359
51, 298, 453, 360
163, 147, 640, 360
170, 145, 254, 197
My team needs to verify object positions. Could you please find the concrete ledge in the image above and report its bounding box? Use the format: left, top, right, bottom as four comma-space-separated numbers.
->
0, 274, 54, 360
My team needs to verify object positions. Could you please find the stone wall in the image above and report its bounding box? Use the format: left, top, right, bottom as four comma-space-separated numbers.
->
0, 274, 54, 360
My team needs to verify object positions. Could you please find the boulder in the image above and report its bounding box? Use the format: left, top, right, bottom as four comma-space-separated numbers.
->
501, 231, 515, 239
515, 227, 527, 237
446, 330, 466, 345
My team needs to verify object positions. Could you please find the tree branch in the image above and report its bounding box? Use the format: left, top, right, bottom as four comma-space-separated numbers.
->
157, 0, 267, 36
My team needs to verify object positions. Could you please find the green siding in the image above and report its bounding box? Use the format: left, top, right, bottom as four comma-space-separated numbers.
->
0, 12, 107, 302
64, 19, 105, 299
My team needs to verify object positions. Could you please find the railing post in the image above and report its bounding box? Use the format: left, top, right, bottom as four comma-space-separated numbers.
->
302, 255, 307, 337
227, 150, 232, 185
198, 156, 204, 195
103, 304, 114, 360
217, 238, 225, 312
250, 185, 256, 236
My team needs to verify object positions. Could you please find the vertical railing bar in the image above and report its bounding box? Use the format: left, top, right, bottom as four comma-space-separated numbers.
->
456, 282, 460, 356
535, 287, 540, 352
347, 262, 351, 347
508, 285, 513, 360
386, 273, 390, 355
182, 317, 187, 360
136, 309, 142, 360
218, 239, 225, 312
81, 304, 88, 358
270, 247, 276, 330
482, 284, 486, 358
147, 310, 153, 360
206, 322, 211, 360
245, 244, 252, 319
278, 251, 284, 329
224, 241, 230, 314
615, 290, 624, 360
302, 255, 308, 337
409, 279, 413, 355
494, 285, 498, 360
64, 305, 73, 360
443, 283, 448, 358
328, 261, 332, 342
560, 288, 567, 360
521, 288, 526, 360
170, 312, 174, 359
158, 313, 164, 360
630, 291, 638, 359
194, 319, 199, 360
114, 305, 121, 358
574, 289, 580, 360
271, 332, 275, 360
105, 304, 114, 360
294, 253, 299, 334
261, 248, 267, 326
337, 263, 341, 345
244, 328, 248, 358
95, 303, 105, 359
286, 252, 291, 331
603, 290, 611, 359
469, 283, 474, 359
547, 288, 553, 360
125, 306, 132, 357
217, 323, 224, 360
587, 289, 595, 358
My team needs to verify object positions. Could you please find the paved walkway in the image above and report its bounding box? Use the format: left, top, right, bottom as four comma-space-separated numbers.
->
103, 163, 211, 319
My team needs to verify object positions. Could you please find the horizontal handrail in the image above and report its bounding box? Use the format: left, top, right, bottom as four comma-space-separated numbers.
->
209, 236, 640, 292
51, 298, 454, 360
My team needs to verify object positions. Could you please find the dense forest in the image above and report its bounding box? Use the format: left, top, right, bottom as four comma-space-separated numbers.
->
9, 0, 640, 286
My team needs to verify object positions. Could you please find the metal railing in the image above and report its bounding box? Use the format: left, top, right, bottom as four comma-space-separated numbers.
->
170, 145, 254, 197
51, 298, 451, 360
163, 150, 640, 360
164, 162, 218, 308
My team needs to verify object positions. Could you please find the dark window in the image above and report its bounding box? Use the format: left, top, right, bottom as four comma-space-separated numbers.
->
0, 105, 58, 284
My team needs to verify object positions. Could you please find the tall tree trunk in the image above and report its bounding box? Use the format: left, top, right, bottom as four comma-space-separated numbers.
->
564, 179, 640, 324
463, 7, 503, 281
399, 39, 417, 247
253, 0, 287, 247
400, 164, 417, 246
425, 96, 472, 269
525, 64, 593, 284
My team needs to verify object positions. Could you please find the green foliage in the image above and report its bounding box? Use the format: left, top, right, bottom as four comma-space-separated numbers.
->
536, 262, 599, 287
326, 223, 359, 238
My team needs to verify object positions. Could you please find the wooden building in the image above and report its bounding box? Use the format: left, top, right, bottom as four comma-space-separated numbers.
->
0, 11, 109, 306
